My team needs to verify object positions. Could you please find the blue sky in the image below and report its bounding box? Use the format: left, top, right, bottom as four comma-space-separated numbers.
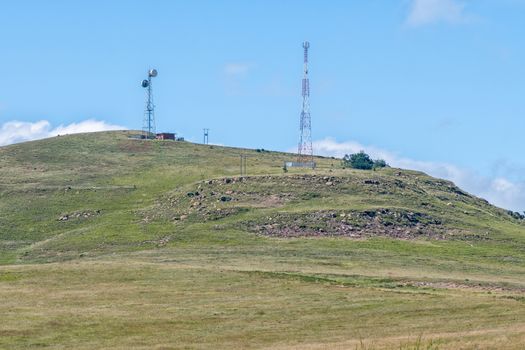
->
1, 0, 525, 210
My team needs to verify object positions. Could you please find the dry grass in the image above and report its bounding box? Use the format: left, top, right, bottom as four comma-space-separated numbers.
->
1, 260, 525, 349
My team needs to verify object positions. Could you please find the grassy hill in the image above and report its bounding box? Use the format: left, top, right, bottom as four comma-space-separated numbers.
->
1, 130, 524, 349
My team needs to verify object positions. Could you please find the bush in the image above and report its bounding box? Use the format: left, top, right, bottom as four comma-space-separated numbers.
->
373, 159, 388, 170
343, 151, 374, 170
342, 151, 388, 170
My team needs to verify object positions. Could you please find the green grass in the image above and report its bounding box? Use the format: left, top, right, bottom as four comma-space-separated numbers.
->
0, 130, 524, 349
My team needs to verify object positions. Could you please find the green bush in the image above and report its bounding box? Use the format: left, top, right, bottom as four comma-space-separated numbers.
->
373, 159, 388, 169
342, 151, 388, 170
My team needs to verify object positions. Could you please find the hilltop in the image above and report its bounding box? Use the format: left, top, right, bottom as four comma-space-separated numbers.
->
1, 131, 525, 349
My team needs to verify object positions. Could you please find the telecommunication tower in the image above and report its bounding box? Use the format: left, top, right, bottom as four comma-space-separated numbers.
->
141, 68, 158, 139
298, 41, 313, 163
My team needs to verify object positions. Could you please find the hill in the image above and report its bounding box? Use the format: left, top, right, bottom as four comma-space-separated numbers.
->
1, 130, 524, 349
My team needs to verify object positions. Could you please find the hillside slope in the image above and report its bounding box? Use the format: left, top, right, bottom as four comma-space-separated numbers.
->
1, 131, 525, 349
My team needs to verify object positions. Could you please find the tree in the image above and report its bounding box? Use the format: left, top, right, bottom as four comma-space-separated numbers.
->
343, 151, 374, 170
342, 152, 389, 170
373, 159, 387, 170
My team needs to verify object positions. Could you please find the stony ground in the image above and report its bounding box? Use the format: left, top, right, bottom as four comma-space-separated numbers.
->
150, 174, 502, 241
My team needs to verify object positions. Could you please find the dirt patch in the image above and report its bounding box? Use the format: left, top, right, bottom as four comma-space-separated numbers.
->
405, 281, 525, 293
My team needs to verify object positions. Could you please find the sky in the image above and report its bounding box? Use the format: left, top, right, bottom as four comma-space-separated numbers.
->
1, 0, 525, 211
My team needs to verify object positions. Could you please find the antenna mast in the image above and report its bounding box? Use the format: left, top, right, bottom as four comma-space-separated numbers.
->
142, 69, 158, 139
298, 41, 313, 162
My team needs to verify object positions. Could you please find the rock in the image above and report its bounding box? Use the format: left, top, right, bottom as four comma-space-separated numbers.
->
326, 181, 333, 186
220, 196, 232, 202
364, 180, 380, 185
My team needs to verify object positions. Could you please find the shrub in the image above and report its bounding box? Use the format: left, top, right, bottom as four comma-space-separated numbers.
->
342, 151, 389, 170
373, 159, 388, 169
343, 151, 374, 170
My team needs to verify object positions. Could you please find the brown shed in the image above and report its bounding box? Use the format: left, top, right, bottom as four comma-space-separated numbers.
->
156, 133, 176, 140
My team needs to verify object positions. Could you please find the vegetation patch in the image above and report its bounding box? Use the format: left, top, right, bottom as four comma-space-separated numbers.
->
342, 151, 388, 170
0, 272, 21, 282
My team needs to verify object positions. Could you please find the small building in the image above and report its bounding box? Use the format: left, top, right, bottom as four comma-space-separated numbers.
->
156, 133, 176, 140
284, 161, 316, 169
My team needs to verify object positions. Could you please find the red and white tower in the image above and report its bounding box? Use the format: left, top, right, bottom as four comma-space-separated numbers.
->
298, 41, 313, 163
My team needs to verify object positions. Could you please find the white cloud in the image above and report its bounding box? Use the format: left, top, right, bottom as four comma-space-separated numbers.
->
52, 120, 124, 135
222, 62, 256, 96
223, 63, 253, 77
0, 119, 126, 146
406, 0, 468, 27
311, 138, 525, 212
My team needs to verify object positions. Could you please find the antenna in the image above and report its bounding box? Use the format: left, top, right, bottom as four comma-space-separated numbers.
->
298, 41, 313, 163
142, 68, 158, 139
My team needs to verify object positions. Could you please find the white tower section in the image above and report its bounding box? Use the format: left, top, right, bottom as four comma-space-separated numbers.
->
298, 42, 313, 162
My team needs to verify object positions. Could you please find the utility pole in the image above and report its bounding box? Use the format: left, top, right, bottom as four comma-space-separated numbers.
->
240, 154, 247, 176
203, 128, 209, 144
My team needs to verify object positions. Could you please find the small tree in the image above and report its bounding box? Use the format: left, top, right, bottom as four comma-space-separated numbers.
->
373, 159, 387, 170
342, 152, 388, 170
343, 151, 374, 170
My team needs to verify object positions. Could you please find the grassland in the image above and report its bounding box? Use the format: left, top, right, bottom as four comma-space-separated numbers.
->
0, 131, 524, 349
